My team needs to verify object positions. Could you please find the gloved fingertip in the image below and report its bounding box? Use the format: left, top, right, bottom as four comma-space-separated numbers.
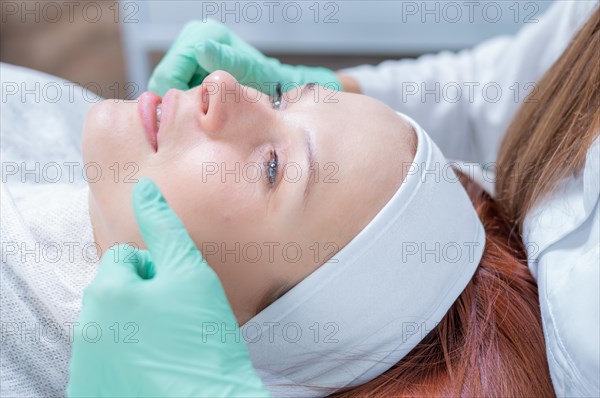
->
132, 179, 180, 231
116, 245, 156, 281
136, 252, 155, 280
147, 81, 166, 97
148, 72, 191, 97
94, 244, 147, 285
194, 40, 222, 70
134, 178, 160, 202
195, 39, 219, 51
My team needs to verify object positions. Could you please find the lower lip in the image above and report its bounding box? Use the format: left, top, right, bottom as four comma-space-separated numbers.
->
138, 91, 162, 151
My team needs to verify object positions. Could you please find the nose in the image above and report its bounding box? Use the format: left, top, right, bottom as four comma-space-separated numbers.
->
196, 70, 275, 137
197, 70, 242, 134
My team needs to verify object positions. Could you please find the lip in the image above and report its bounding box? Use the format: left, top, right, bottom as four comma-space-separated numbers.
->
138, 91, 162, 152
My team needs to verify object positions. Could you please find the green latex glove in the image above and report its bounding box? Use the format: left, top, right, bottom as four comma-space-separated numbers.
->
67, 178, 270, 398
148, 19, 341, 96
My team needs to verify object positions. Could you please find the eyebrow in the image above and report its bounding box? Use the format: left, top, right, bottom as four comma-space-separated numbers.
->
255, 281, 294, 315
302, 128, 315, 208
302, 83, 317, 97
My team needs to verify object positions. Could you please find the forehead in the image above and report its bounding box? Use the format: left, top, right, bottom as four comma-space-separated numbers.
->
294, 88, 415, 242
307, 89, 412, 168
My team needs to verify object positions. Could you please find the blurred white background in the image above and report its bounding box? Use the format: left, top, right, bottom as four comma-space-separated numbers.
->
1, 0, 552, 99
121, 0, 551, 89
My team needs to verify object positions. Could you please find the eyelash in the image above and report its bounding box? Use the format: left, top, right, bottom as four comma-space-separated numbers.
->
266, 149, 278, 186
266, 82, 283, 187
271, 82, 282, 110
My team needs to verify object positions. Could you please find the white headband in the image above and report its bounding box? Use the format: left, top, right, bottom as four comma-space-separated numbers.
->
241, 113, 486, 397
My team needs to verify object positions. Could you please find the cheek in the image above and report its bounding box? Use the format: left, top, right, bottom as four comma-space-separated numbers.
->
148, 155, 265, 247
159, 177, 258, 237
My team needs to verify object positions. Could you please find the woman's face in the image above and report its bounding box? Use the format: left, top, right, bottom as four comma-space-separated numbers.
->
84, 71, 415, 323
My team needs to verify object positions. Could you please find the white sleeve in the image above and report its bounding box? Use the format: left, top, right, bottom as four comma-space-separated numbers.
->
341, 1, 597, 164
522, 137, 600, 397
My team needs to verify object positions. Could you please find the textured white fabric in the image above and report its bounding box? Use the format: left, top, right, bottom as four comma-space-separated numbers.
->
1, 63, 100, 397
242, 113, 486, 397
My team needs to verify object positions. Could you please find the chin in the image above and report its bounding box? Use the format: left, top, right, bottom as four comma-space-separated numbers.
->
82, 99, 146, 169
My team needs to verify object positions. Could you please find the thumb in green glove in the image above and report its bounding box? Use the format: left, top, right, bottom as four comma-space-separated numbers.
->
194, 39, 341, 95
148, 19, 341, 96
67, 178, 270, 398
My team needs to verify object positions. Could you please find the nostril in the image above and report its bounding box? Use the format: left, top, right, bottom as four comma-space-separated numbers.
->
200, 84, 210, 115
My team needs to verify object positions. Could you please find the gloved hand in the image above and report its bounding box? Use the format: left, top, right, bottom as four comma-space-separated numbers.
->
148, 19, 341, 96
67, 178, 270, 398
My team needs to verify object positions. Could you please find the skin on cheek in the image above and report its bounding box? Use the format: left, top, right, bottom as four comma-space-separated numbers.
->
213, 187, 259, 226
148, 174, 246, 234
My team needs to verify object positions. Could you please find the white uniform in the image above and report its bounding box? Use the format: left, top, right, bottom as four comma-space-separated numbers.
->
343, 1, 599, 396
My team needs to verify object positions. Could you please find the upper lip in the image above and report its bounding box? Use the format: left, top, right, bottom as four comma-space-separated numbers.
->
158, 90, 174, 140
149, 85, 208, 149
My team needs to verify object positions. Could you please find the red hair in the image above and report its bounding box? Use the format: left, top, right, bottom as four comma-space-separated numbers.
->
332, 173, 554, 397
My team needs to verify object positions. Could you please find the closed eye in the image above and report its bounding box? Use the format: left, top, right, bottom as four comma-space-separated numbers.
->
266, 149, 278, 186
272, 83, 282, 110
